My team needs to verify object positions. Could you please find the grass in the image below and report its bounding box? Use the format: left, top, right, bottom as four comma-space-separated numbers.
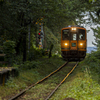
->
18, 61, 76, 100
21, 59, 100, 100
0, 56, 66, 100
0, 54, 100, 100
23, 83, 57, 100
50, 65, 100, 100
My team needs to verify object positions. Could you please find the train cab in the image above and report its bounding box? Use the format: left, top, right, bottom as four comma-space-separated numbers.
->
61, 25, 87, 61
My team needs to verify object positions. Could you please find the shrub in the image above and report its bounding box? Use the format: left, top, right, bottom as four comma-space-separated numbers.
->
3, 40, 16, 66
18, 61, 40, 70
83, 50, 100, 76
28, 47, 46, 61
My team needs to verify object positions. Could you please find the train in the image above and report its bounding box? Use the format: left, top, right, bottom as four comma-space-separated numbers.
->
61, 25, 87, 61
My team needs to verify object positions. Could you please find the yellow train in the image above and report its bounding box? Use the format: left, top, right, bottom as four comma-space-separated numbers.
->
61, 25, 87, 61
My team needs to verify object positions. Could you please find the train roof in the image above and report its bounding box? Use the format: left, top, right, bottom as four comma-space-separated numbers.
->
65, 25, 84, 28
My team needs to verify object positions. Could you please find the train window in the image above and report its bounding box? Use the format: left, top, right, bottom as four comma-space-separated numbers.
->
78, 29, 85, 40
62, 29, 69, 40
71, 33, 77, 40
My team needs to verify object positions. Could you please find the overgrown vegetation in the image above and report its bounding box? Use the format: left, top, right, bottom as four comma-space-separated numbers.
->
81, 51, 100, 83
0, 57, 66, 99
0, 52, 100, 100
1, 56, 99, 100
1, 0, 100, 100
50, 67, 100, 100
3, 40, 16, 66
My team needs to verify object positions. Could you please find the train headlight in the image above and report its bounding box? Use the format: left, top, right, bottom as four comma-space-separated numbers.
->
80, 43, 83, 46
65, 43, 68, 46
71, 28, 76, 31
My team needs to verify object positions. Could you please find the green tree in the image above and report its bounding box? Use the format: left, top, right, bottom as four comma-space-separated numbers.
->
85, 0, 100, 49
0, 0, 91, 62
92, 27, 100, 50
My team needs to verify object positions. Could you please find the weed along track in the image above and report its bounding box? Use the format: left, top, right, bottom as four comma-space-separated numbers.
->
9, 61, 68, 100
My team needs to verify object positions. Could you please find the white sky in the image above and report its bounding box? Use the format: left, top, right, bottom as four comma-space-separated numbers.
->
86, 26, 96, 47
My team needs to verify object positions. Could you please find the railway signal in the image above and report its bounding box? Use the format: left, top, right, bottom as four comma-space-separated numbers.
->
36, 17, 44, 49
38, 32, 41, 39
38, 22, 44, 49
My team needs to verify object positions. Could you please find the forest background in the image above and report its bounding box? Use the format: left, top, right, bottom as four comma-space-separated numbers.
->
0, 0, 100, 64
1, 0, 100, 99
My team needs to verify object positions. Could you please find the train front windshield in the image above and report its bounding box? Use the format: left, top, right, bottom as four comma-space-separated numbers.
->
62, 29, 85, 40
62, 29, 70, 40
78, 29, 85, 40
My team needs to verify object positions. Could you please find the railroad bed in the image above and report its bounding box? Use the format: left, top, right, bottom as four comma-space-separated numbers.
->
9, 61, 78, 100
0, 67, 19, 85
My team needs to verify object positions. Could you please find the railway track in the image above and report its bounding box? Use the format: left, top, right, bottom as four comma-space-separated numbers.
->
45, 61, 79, 100
9, 61, 79, 100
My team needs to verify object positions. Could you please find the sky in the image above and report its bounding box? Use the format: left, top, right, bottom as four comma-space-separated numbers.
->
86, 26, 96, 47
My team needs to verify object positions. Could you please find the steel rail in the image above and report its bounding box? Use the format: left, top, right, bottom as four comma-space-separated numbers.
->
9, 61, 68, 100
45, 61, 79, 100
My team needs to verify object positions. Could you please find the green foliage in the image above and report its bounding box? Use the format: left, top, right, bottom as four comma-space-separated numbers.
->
44, 26, 61, 53
92, 27, 100, 50
0, 0, 91, 62
13, 55, 23, 65
28, 47, 46, 61
52, 54, 61, 58
3, 40, 16, 65
59, 78, 100, 100
18, 60, 40, 70
89, 0, 96, 3
3, 40, 16, 54
5, 77, 19, 89
49, 65, 100, 100
83, 51, 100, 77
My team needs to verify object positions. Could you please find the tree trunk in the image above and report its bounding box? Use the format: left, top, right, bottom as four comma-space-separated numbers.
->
23, 32, 27, 62
15, 37, 22, 55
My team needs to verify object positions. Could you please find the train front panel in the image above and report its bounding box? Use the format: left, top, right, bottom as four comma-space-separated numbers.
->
61, 26, 86, 60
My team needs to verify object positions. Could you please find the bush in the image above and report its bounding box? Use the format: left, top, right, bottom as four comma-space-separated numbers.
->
3, 40, 16, 66
17, 61, 40, 70
52, 54, 61, 58
28, 47, 46, 61
83, 50, 100, 76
